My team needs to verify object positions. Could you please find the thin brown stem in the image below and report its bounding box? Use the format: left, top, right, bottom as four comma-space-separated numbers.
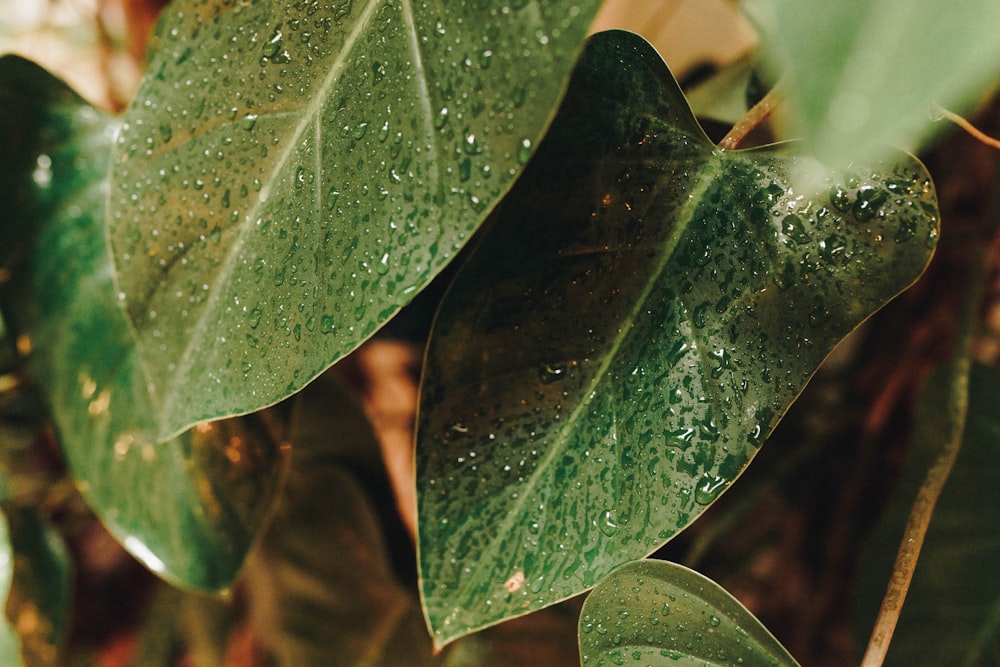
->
859, 249, 985, 667
718, 80, 784, 151
936, 105, 1000, 150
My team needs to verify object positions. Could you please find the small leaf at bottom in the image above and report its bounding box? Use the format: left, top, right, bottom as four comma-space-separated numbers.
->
579, 559, 799, 667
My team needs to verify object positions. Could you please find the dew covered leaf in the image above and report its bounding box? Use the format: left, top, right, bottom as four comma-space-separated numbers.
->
107, 0, 604, 441
854, 362, 1000, 665
0, 56, 284, 591
744, 0, 1000, 168
416, 30, 939, 646
579, 560, 799, 666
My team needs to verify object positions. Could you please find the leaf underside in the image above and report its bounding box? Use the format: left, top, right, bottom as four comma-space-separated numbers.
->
0, 56, 283, 591
579, 559, 799, 666
416, 30, 939, 646
108, 0, 603, 440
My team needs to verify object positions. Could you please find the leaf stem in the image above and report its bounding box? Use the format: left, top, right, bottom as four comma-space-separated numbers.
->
935, 105, 1000, 150
718, 81, 784, 151
859, 249, 985, 667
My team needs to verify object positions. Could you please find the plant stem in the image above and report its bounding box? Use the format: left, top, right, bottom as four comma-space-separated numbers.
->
935, 105, 1000, 150
718, 81, 784, 151
859, 250, 985, 667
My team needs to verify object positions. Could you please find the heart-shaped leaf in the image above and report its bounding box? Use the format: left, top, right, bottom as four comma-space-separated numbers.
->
0, 56, 284, 591
107, 0, 603, 441
416, 30, 938, 646
579, 559, 799, 666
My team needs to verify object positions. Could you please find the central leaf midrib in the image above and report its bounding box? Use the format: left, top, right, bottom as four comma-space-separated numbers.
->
457, 148, 724, 613
153, 0, 384, 439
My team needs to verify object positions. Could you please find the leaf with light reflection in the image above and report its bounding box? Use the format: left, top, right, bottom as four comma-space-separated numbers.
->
416, 30, 938, 646
108, 0, 604, 441
579, 559, 799, 666
0, 56, 284, 591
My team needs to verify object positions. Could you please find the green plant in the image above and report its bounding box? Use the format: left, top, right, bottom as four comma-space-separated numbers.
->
0, 0, 998, 665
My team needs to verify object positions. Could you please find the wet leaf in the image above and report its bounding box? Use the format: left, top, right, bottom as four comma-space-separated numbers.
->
107, 0, 604, 440
579, 559, 798, 666
0, 56, 284, 591
744, 0, 1000, 168
416, 30, 939, 646
854, 362, 1000, 665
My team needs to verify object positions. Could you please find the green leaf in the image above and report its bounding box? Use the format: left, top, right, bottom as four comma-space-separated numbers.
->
0, 512, 24, 666
744, 0, 1000, 168
579, 559, 799, 666
0, 56, 284, 591
854, 362, 1000, 665
107, 0, 604, 441
416, 30, 939, 646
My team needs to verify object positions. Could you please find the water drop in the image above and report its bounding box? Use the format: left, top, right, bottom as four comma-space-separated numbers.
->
709, 615, 721, 627
853, 186, 887, 221
462, 132, 481, 155
598, 509, 618, 536
538, 363, 566, 384
248, 308, 262, 328
695, 474, 727, 505
512, 84, 527, 107
781, 213, 810, 246
517, 138, 532, 164
262, 26, 283, 58
829, 185, 851, 212
320, 314, 335, 333
434, 107, 449, 129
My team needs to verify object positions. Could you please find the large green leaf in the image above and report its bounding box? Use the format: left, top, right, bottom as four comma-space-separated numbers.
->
0, 56, 284, 591
744, 0, 1000, 168
579, 559, 799, 666
854, 362, 1000, 665
107, 0, 604, 441
416, 30, 939, 646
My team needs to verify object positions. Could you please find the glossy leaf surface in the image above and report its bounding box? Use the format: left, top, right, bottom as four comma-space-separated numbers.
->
416, 30, 939, 646
0, 56, 284, 591
108, 0, 603, 440
855, 362, 1000, 665
745, 0, 1000, 167
579, 560, 798, 666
